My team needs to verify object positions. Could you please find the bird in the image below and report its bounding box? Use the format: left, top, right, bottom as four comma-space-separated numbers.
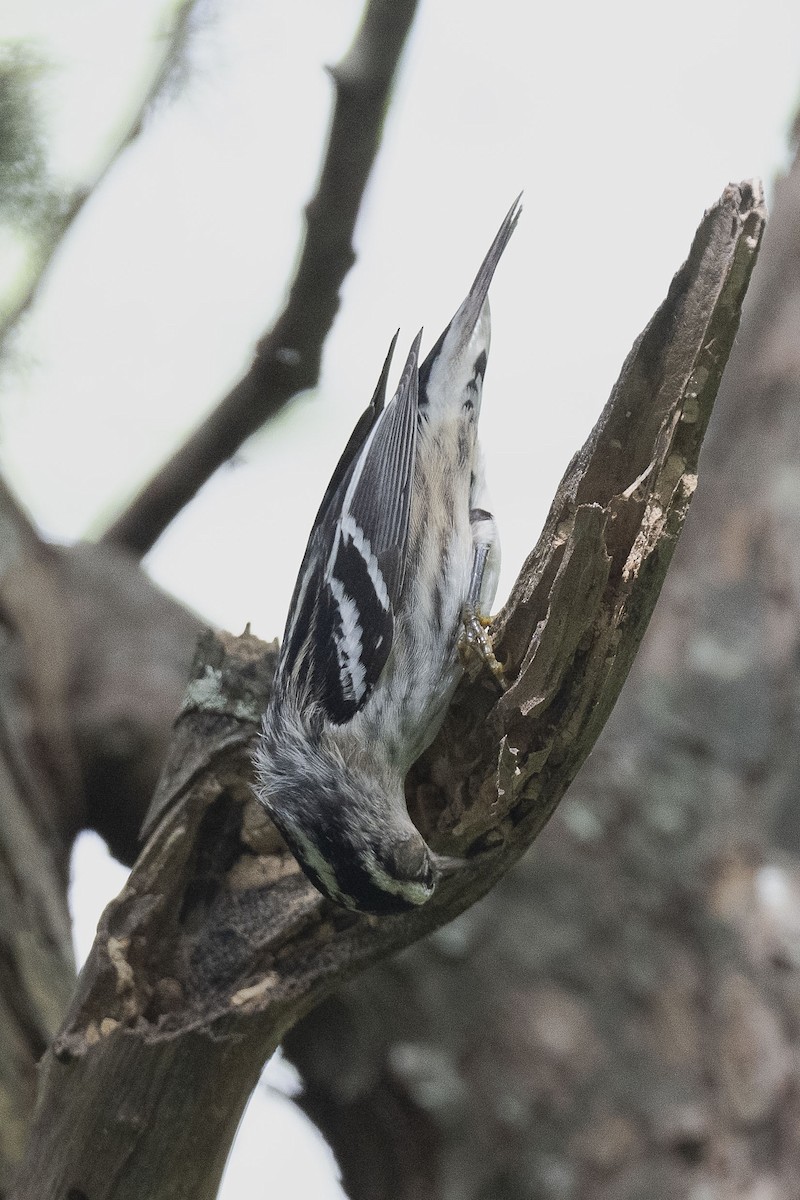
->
254, 197, 521, 914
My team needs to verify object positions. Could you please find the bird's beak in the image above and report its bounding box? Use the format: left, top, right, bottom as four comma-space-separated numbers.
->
431, 852, 469, 879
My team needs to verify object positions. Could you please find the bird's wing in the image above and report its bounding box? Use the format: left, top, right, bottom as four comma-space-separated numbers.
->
280, 332, 422, 725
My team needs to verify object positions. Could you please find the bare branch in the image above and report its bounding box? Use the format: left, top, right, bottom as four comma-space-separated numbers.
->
101, 0, 420, 558
0, 0, 206, 353
10, 183, 765, 1200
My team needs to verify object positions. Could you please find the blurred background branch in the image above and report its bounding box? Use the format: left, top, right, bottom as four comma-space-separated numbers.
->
0, 0, 208, 355
101, 0, 420, 556
0, 1, 420, 1189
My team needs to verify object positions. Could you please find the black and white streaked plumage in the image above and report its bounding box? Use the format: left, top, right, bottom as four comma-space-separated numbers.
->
254, 198, 521, 914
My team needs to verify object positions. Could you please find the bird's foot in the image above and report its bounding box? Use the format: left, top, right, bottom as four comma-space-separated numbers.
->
458, 608, 507, 690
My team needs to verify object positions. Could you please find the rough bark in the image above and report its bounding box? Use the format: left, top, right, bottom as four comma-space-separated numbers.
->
0, 480, 202, 1192
7, 184, 762, 1200
281, 157, 800, 1200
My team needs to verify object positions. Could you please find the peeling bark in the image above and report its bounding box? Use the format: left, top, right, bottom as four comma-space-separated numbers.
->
283, 160, 800, 1200
0, 491, 201, 1191
8, 183, 763, 1200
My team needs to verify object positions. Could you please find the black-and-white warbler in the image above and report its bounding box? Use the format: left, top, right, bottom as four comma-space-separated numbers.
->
254, 198, 520, 913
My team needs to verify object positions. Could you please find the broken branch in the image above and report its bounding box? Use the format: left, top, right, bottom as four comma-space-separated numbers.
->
11, 182, 765, 1200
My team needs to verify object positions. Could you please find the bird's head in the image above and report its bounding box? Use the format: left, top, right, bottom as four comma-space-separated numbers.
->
254, 719, 437, 914
284, 817, 436, 915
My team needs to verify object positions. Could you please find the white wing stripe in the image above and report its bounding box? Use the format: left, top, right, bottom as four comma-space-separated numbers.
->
328, 576, 367, 703
340, 514, 390, 611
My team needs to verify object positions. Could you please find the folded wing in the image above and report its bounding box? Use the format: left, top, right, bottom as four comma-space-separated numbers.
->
280, 332, 422, 725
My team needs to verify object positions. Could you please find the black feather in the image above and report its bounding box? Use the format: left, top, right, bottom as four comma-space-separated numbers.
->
279, 331, 422, 725
346, 330, 421, 603
279, 333, 398, 683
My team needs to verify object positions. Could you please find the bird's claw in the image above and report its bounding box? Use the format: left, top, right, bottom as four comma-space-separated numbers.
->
458, 608, 508, 690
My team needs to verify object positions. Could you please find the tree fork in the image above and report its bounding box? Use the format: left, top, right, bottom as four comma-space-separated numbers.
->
10, 182, 765, 1200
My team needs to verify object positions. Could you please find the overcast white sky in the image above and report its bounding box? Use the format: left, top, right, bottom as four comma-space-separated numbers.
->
4, 0, 800, 1195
